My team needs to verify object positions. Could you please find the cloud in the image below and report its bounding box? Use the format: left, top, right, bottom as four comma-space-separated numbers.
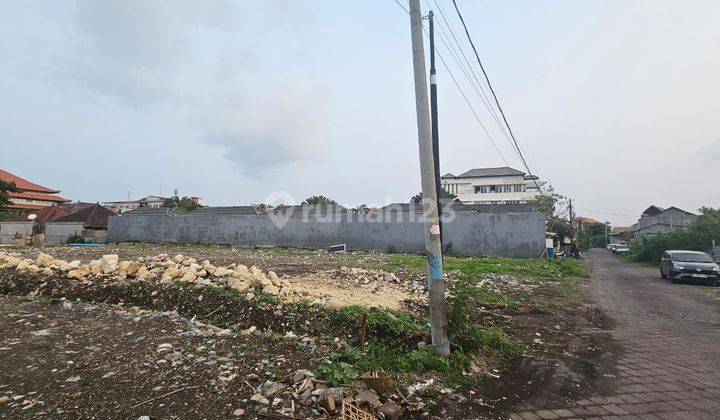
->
202, 85, 330, 177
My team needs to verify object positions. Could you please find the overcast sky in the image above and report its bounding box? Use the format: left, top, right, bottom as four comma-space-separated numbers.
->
1, 0, 719, 226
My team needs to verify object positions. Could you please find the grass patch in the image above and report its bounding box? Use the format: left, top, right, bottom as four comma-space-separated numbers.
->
332, 305, 425, 336
382, 254, 588, 280
315, 344, 475, 386
314, 254, 587, 386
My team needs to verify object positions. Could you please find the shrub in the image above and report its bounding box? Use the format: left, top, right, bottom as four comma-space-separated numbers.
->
66, 235, 86, 244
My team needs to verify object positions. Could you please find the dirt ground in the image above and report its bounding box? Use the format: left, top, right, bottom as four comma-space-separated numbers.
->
0, 295, 320, 419
0, 244, 619, 419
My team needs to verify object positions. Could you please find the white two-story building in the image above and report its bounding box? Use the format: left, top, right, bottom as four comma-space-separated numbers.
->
441, 167, 550, 205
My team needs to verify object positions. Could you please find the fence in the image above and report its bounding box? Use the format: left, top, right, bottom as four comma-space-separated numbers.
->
0, 222, 33, 244
107, 206, 546, 258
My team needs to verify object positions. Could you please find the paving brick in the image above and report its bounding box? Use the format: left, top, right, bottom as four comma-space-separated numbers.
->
535, 409, 560, 419
617, 394, 643, 404
585, 405, 610, 415
569, 407, 594, 416
636, 414, 662, 420
550, 409, 575, 418
515, 411, 542, 420
601, 405, 630, 415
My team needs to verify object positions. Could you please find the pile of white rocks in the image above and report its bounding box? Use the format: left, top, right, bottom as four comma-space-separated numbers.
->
334, 266, 400, 285
0, 251, 314, 302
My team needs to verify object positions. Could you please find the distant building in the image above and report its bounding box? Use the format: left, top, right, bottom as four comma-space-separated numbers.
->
103, 195, 203, 214
608, 226, 630, 244
629, 205, 697, 237
0, 168, 70, 211
440, 167, 551, 205
576, 216, 600, 229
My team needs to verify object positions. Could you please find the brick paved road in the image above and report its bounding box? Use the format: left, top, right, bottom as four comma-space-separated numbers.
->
511, 249, 720, 420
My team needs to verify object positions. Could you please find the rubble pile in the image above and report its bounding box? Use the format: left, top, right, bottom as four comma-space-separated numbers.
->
0, 251, 424, 310
477, 273, 538, 294
0, 251, 318, 303
245, 367, 411, 419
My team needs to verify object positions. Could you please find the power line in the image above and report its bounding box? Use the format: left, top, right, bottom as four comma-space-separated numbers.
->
392, 0, 509, 164
426, 0, 535, 171
430, 0, 506, 135
433, 39, 509, 164
392, 0, 409, 14
450, 0, 542, 193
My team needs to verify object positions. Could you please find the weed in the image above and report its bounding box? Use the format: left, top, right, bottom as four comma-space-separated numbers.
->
332, 305, 425, 336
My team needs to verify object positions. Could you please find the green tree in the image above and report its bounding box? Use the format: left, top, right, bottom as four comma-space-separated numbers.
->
628, 206, 720, 263
163, 189, 202, 213
303, 195, 337, 205
410, 188, 457, 203
0, 180, 18, 220
534, 193, 565, 215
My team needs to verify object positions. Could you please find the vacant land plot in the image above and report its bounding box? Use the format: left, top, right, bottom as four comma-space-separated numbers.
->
0, 244, 607, 419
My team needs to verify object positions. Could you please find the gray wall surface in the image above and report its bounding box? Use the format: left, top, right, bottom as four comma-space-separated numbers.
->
43, 223, 107, 244
44, 222, 84, 244
0, 222, 33, 244
107, 211, 546, 258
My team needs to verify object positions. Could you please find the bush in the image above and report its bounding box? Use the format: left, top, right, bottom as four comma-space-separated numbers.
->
627, 207, 720, 264
66, 235, 86, 244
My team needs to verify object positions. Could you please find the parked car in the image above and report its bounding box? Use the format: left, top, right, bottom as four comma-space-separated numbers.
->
613, 243, 630, 254
606, 243, 614, 251
660, 250, 720, 284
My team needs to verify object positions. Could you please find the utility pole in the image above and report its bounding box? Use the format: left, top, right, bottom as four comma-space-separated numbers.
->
408, 0, 450, 356
429, 10, 443, 249
568, 198, 574, 238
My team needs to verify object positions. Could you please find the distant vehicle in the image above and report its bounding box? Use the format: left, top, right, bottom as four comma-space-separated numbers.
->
660, 250, 720, 285
613, 243, 630, 254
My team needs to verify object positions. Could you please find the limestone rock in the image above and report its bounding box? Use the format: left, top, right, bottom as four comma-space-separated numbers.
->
268, 271, 282, 287
126, 262, 142, 278
67, 266, 90, 279
136, 266, 158, 281
213, 267, 233, 277
180, 270, 197, 283
252, 266, 270, 286
88, 260, 103, 276
161, 266, 181, 283
263, 284, 280, 296
36, 252, 55, 268
100, 254, 119, 274
228, 278, 251, 293
16, 259, 33, 271
202, 261, 217, 275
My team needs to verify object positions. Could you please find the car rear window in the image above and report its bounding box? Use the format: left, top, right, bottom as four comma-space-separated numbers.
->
671, 253, 713, 263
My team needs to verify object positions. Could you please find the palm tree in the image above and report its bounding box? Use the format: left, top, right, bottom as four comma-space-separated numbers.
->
303, 195, 337, 205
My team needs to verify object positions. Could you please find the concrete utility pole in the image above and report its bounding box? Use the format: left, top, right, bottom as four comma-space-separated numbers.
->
408, 0, 450, 356
429, 10, 443, 249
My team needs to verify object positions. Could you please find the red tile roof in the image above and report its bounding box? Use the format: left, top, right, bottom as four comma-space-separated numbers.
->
9, 205, 70, 222
52, 204, 115, 228
7, 203, 46, 210
612, 226, 629, 233
576, 216, 600, 225
8, 191, 69, 203
0, 168, 60, 193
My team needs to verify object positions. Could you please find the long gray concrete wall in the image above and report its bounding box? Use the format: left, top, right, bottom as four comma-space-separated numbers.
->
0, 222, 32, 244
107, 211, 546, 258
